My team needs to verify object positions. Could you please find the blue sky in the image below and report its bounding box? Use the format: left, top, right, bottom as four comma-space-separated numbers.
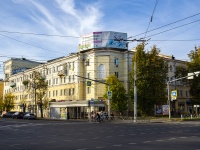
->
1, 0, 200, 79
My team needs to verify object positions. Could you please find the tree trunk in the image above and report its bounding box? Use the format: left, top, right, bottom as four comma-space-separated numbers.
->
40, 100, 43, 118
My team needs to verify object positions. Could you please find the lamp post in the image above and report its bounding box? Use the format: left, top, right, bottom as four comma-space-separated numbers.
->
167, 81, 171, 119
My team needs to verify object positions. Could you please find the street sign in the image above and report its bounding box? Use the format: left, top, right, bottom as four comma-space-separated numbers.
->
86, 81, 91, 86
107, 91, 112, 99
171, 90, 177, 100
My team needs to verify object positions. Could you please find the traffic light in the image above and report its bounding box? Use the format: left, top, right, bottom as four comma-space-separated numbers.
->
87, 81, 91, 86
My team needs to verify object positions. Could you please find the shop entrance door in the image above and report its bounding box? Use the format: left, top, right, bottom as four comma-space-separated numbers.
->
67, 107, 81, 119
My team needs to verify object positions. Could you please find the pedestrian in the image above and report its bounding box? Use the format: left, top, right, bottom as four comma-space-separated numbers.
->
96, 112, 101, 123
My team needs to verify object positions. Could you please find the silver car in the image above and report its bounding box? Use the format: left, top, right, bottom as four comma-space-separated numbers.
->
23, 113, 37, 120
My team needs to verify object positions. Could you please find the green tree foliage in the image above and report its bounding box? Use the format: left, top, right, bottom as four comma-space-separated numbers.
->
28, 71, 48, 118
104, 75, 127, 113
2, 93, 15, 111
0, 96, 4, 112
131, 44, 168, 116
187, 47, 200, 104
174, 66, 189, 84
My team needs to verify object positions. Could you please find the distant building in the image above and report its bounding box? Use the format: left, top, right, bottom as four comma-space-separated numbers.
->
3, 57, 43, 81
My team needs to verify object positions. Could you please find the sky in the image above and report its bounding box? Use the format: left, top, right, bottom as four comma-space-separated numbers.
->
0, 0, 200, 79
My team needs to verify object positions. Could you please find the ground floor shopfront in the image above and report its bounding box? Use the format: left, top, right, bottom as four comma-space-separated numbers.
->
49, 100, 106, 119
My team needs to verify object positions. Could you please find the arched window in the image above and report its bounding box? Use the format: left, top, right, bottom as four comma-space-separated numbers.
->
98, 64, 105, 79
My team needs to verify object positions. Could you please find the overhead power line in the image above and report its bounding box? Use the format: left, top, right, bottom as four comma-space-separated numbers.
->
145, 19, 200, 38
131, 12, 200, 38
143, 0, 159, 38
0, 31, 80, 38
0, 33, 66, 55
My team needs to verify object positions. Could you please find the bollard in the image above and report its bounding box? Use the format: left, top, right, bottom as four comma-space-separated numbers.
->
190, 114, 192, 119
181, 114, 183, 120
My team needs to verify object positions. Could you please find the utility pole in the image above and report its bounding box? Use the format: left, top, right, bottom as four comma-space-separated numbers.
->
134, 60, 137, 122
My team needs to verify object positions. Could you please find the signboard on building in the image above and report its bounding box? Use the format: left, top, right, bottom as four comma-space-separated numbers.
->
12, 68, 27, 75
79, 31, 127, 51
171, 90, 177, 100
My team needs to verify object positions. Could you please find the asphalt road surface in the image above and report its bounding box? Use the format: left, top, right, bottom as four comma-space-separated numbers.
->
0, 118, 199, 150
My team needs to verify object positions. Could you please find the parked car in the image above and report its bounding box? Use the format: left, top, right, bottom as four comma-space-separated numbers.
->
12, 112, 24, 119
23, 113, 36, 120
1, 112, 15, 118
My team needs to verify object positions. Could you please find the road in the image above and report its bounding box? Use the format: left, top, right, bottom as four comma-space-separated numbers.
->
0, 118, 199, 150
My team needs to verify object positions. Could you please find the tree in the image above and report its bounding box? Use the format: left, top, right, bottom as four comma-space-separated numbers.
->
2, 93, 15, 111
0, 96, 4, 112
130, 44, 168, 116
104, 75, 127, 114
174, 66, 189, 85
28, 71, 48, 118
187, 47, 200, 104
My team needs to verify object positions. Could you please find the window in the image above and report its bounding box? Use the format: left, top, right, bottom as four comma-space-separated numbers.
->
114, 58, 119, 66
180, 90, 183, 97
48, 91, 51, 97
186, 90, 188, 97
56, 90, 58, 96
60, 89, 62, 96
69, 75, 71, 82
98, 64, 105, 78
63, 77, 66, 83
72, 88, 75, 95
87, 72, 90, 79
87, 87, 91, 94
69, 89, 71, 95
53, 90, 55, 97
85, 59, 90, 66
169, 65, 173, 72
115, 72, 119, 78
64, 89, 67, 96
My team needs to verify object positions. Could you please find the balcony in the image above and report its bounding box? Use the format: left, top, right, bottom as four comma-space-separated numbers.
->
58, 70, 65, 77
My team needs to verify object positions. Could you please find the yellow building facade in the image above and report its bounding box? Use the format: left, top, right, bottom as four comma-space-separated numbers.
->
3, 48, 134, 118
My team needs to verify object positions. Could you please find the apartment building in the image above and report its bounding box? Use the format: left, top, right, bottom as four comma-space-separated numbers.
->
165, 55, 191, 115
3, 31, 133, 118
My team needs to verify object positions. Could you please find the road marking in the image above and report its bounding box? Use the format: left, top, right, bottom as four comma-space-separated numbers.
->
76, 148, 88, 150
96, 146, 105, 149
143, 141, 151, 143
105, 136, 113, 138
128, 143, 137, 145
169, 138, 176, 140
118, 135, 125, 136
93, 137, 100, 139
78, 139, 86, 141
156, 140, 163, 142
180, 137, 187, 139
130, 134, 136, 136
113, 144, 122, 147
